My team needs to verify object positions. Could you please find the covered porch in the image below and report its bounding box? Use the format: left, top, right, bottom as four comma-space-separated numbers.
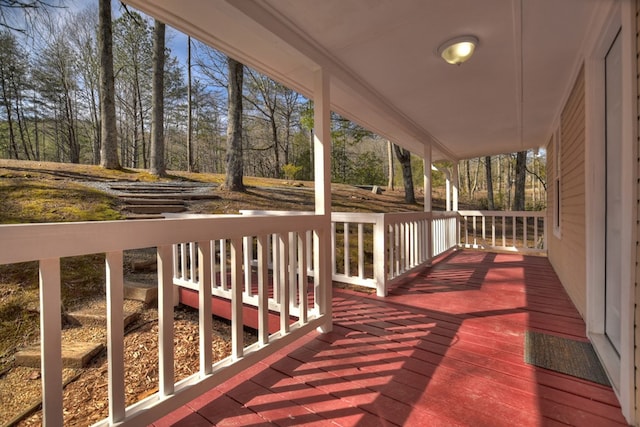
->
1, 0, 636, 425
154, 250, 626, 426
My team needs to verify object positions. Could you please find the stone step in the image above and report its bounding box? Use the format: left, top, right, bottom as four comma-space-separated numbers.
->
124, 214, 166, 220
124, 281, 158, 304
66, 310, 139, 328
117, 193, 220, 201
126, 205, 187, 214
120, 198, 185, 205
110, 185, 199, 192
15, 342, 103, 368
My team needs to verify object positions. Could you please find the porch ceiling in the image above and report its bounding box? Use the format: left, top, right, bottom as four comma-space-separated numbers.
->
123, 0, 607, 161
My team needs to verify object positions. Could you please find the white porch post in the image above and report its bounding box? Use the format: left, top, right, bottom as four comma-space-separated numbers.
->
423, 143, 433, 263
423, 145, 432, 212
431, 164, 451, 211
314, 68, 332, 333
445, 174, 451, 211
452, 161, 459, 211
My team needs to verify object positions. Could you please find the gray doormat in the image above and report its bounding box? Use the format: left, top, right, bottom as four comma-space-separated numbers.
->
524, 331, 610, 386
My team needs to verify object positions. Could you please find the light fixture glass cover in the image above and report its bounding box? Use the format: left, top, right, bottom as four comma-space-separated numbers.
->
438, 36, 479, 65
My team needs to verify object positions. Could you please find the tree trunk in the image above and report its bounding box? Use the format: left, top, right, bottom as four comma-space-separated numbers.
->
98, 0, 120, 169
387, 140, 394, 190
513, 150, 527, 211
224, 57, 245, 191
393, 144, 415, 203
485, 156, 494, 210
149, 20, 166, 176
187, 35, 194, 172
465, 159, 472, 196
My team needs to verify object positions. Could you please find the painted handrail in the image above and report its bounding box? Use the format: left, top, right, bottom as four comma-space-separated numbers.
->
0, 214, 330, 426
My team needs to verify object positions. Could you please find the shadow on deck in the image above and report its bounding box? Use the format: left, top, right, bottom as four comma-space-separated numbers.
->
153, 250, 627, 426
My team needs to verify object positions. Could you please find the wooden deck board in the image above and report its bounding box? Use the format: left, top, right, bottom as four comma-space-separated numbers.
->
152, 250, 627, 426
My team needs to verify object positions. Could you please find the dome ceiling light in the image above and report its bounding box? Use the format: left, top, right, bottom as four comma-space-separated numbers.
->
437, 36, 479, 65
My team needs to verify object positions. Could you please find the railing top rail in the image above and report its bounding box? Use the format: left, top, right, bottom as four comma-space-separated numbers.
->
330, 212, 385, 223
239, 210, 316, 216
458, 210, 546, 217
0, 215, 325, 266
430, 211, 459, 219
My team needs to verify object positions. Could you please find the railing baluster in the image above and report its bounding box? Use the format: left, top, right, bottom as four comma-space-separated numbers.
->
523, 216, 528, 249
298, 232, 308, 324
374, 216, 386, 296
344, 222, 350, 277
189, 242, 197, 282
197, 241, 213, 375
492, 216, 496, 247
279, 233, 290, 334
358, 223, 364, 278
288, 232, 297, 309
512, 216, 516, 247
306, 230, 313, 276
230, 237, 244, 359
210, 240, 217, 290
389, 223, 395, 276
243, 236, 252, 296
180, 243, 187, 282
220, 239, 228, 291
157, 244, 175, 398
331, 222, 336, 276
271, 234, 280, 304
106, 251, 125, 423
39, 258, 63, 427
502, 216, 506, 247
257, 235, 269, 346
172, 244, 179, 280
482, 215, 486, 245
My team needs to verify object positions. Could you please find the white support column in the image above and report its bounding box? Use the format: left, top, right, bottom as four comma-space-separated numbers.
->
423, 144, 432, 212
445, 176, 451, 212
313, 68, 332, 333
424, 143, 433, 263
452, 161, 459, 211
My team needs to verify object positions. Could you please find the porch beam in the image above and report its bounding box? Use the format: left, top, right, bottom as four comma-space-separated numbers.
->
313, 68, 332, 332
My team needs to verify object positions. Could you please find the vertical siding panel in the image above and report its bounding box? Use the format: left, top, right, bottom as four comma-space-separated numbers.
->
548, 67, 587, 316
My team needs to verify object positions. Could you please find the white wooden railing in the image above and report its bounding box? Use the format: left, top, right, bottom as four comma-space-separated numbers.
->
241, 211, 460, 297
458, 210, 546, 253
431, 211, 460, 257
0, 215, 330, 426
0, 209, 545, 425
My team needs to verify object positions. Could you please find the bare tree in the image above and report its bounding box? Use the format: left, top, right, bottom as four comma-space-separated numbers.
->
485, 155, 494, 209
149, 19, 165, 176
513, 150, 527, 211
393, 144, 415, 203
0, 0, 63, 33
186, 35, 194, 172
98, 0, 120, 169
223, 57, 244, 191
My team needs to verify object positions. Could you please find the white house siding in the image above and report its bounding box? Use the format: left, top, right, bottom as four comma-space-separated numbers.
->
547, 67, 587, 317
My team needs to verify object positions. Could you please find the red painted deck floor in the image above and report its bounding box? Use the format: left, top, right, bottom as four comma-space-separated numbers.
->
153, 250, 628, 426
